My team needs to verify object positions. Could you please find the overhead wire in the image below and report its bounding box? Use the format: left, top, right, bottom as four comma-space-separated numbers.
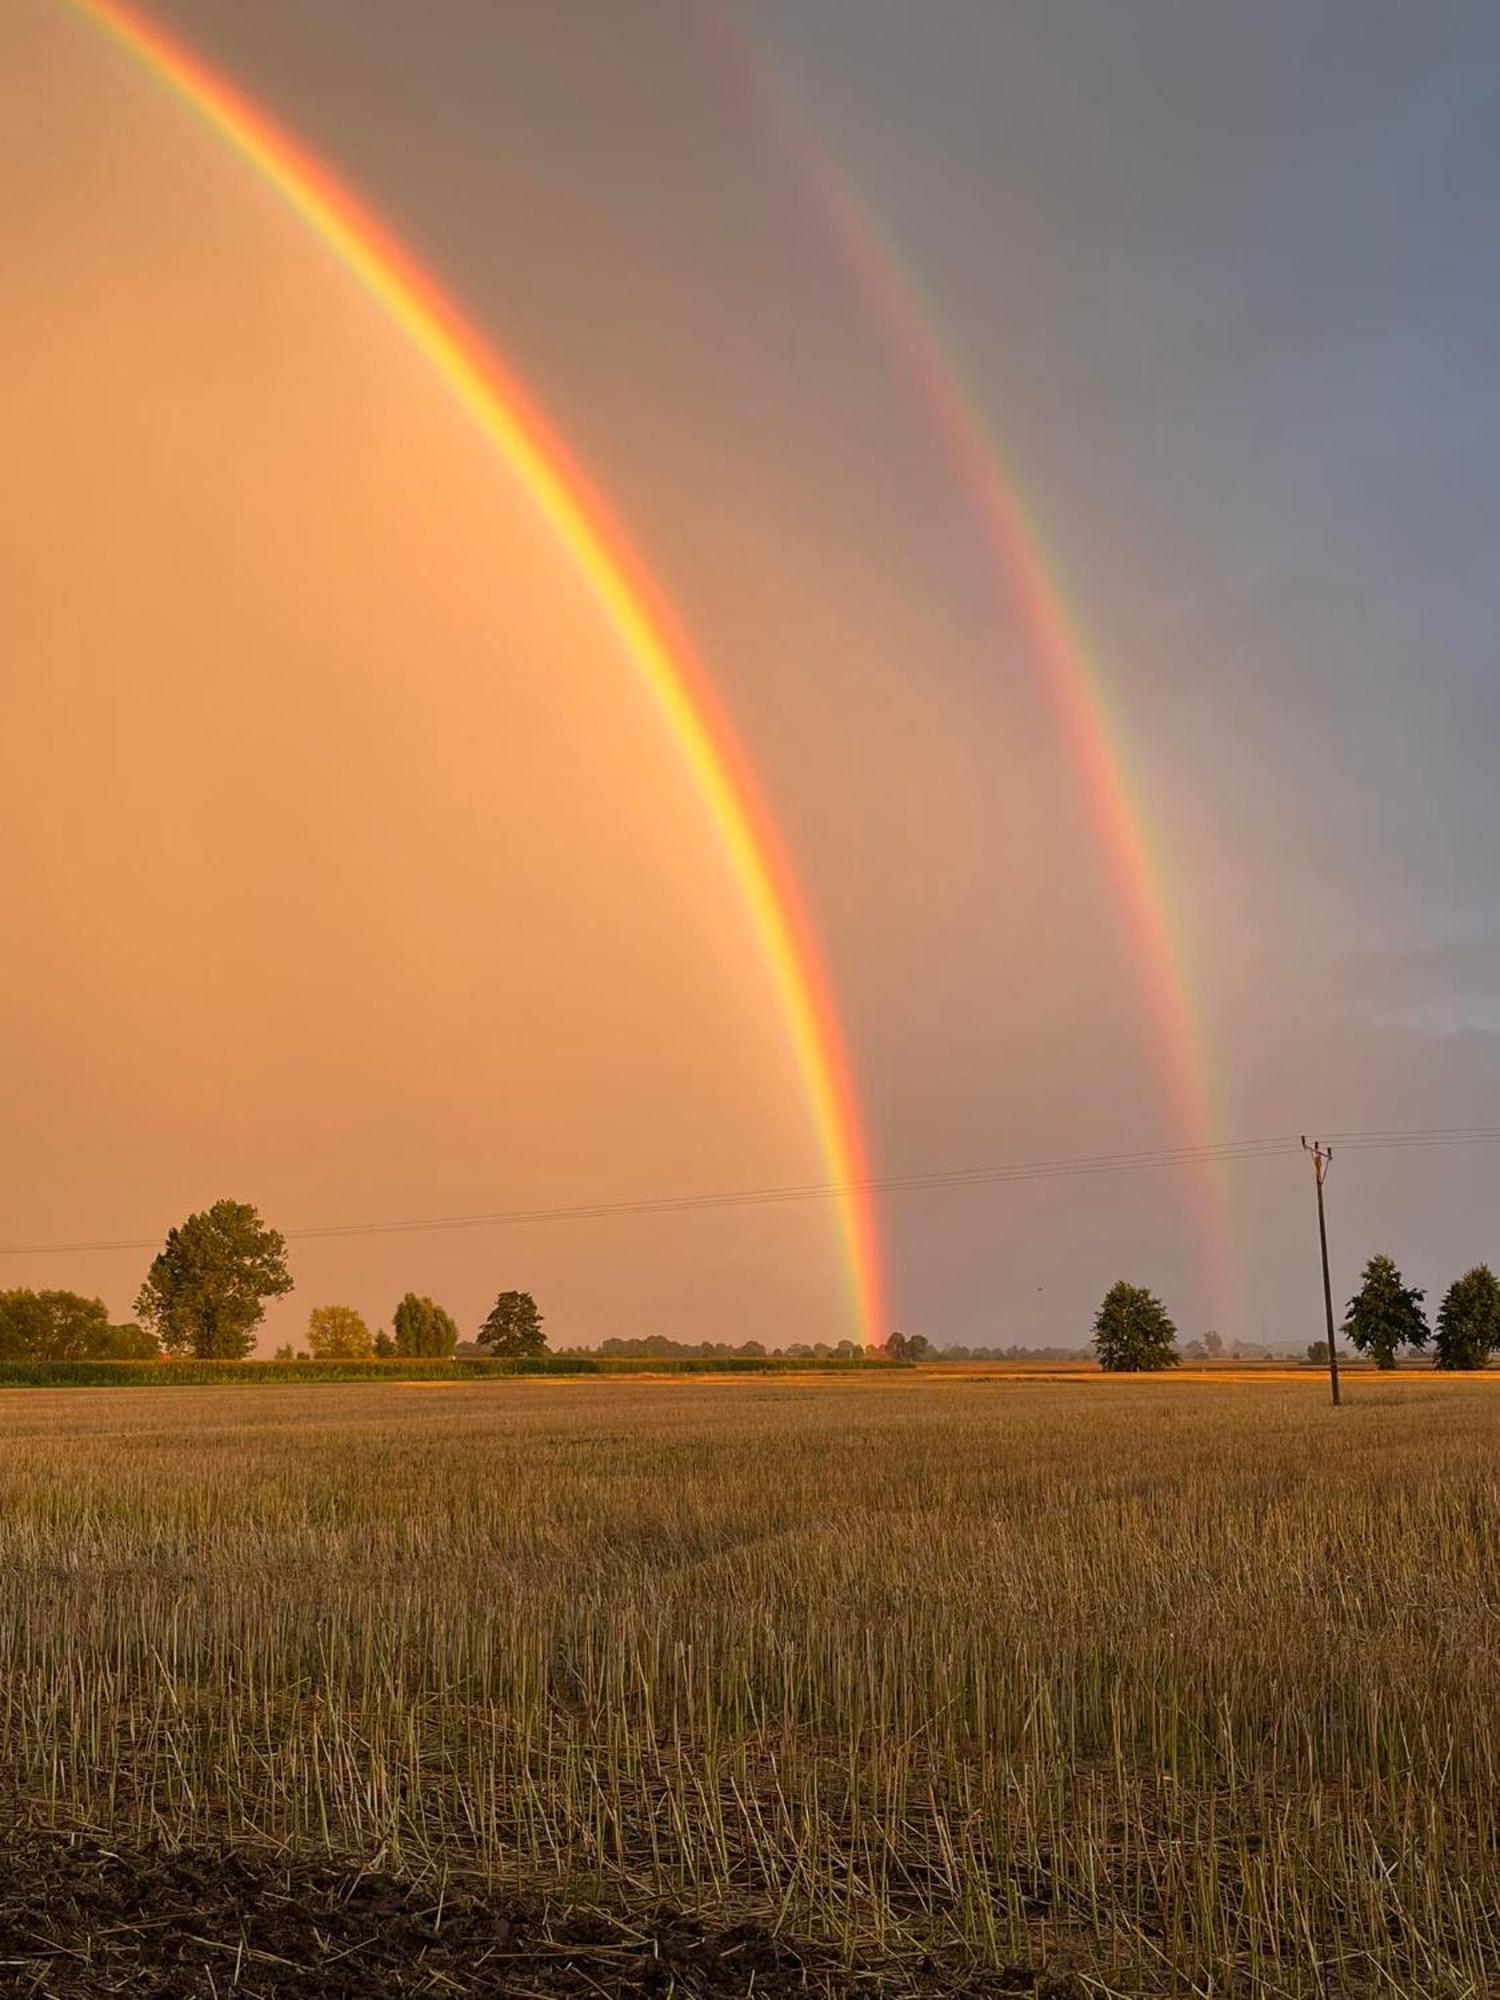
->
4, 1125, 1498, 1257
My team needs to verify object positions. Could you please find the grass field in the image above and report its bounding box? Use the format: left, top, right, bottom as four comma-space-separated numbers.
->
1, 1373, 1496, 1995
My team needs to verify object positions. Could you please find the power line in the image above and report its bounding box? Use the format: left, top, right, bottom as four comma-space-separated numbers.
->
1322, 1127, 1500, 1152
4, 1124, 1498, 1258
0, 1135, 1294, 1256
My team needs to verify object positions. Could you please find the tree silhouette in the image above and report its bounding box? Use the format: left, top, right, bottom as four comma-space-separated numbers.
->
1434, 1265, 1500, 1371
135, 1200, 292, 1359
1341, 1254, 1427, 1370
1093, 1281, 1180, 1372
478, 1290, 546, 1357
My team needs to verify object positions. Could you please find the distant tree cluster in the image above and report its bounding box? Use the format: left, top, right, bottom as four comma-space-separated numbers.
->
588, 1336, 890, 1361
275, 1288, 543, 1362
595, 1336, 775, 1359
1181, 1331, 1306, 1362
13, 1193, 553, 1367
0, 1289, 158, 1360
581, 1334, 1104, 1364
934, 1343, 1094, 1362
880, 1331, 933, 1362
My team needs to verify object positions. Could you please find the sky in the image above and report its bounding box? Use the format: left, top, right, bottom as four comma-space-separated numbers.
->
4, 0, 1500, 1352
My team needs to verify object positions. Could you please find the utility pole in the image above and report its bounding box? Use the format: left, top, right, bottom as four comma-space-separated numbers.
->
1301, 1137, 1340, 1407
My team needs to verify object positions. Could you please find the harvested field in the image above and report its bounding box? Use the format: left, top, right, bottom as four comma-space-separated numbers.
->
0, 1375, 1496, 1995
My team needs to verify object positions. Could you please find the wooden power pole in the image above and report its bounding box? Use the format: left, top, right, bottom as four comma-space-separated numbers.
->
1301, 1137, 1340, 1407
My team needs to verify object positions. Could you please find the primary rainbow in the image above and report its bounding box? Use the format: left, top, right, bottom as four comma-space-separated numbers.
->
61, 0, 887, 1346
716, 25, 1232, 1307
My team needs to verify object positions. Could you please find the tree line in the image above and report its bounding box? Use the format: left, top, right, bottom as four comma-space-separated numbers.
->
1089, 1255, 1500, 1372
9, 1195, 1497, 1373
0, 1198, 547, 1362
589, 1333, 940, 1361
0, 1290, 157, 1362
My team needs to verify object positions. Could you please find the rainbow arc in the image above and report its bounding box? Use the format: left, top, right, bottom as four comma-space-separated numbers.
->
710, 21, 1231, 1305
61, 0, 886, 1346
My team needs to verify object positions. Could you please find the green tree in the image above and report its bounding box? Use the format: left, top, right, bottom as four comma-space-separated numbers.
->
1093, 1281, 1180, 1372
478, 1290, 546, 1357
0, 1289, 103, 1358
135, 1200, 293, 1359
0, 1289, 158, 1361
1434, 1265, 1500, 1371
372, 1329, 396, 1359
392, 1292, 459, 1357
1342, 1254, 1428, 1370
91, 1322, 161, 1359
306, 1305, 374, 1360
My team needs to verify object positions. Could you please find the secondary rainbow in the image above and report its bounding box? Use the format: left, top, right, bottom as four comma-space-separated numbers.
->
61, 0, 887, 1346
714, 22, 1231, 1304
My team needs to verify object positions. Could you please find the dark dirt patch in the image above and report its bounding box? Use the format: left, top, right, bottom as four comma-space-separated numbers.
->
0, 1828, 1076, 1997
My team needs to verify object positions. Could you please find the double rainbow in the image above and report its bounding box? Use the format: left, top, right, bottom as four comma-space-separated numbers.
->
61, 0, 887, 1346
712, 24, 1231, 1306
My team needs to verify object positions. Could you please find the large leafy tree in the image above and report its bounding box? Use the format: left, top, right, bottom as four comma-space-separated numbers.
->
306, 1305, 374, 1360
1341, 1253, 1428, 1370
135, 1200, 292, 1359
0, 1289, 157, 1360
1093, 1281, 1180, 1372
1434, 1265, 1500, 1371
477, 1290, 547, 1357
392, 1292, 460, 1358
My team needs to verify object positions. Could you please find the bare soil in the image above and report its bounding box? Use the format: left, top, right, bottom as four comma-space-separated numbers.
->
0, 1829, 1080, 1998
